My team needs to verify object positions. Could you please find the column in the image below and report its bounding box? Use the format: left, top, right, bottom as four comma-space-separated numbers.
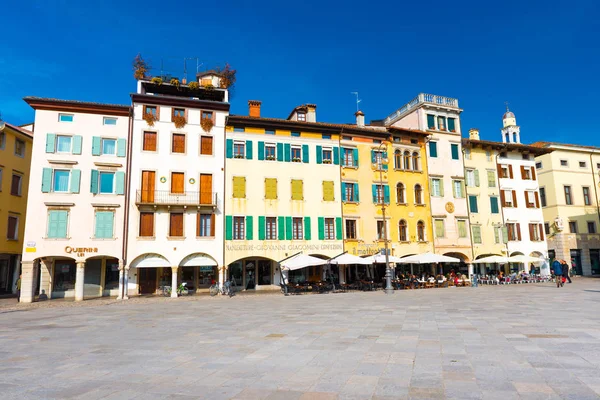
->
75, 262, 85, 301
117, 261, 124, 300
218, 266, 225, 288
468, 263, 474, 279
20, 261, 36, 303
123, 265, 130, 300
39, 259, 53, 299
171, 266, 178, 298
99, 259, 106, 297
339, 266, 345, 284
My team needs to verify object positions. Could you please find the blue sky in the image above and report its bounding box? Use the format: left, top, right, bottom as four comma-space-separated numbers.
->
1, 0, 598, 145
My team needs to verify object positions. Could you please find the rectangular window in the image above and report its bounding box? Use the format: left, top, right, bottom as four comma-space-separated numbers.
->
0, 168, 3, 191
201, 110, 213, 120
14, 139, 25, 157
322, 134, 331, 140
588, 221, 596, 234
544, 223, 550, 235
487, 170, 496, 187
499, 164, 510, 179
434, 219, 445, 238
103, 117, 117, 125
522, 166, 532, 180
172, 107, 185, 120
291, 179, 303, 200
99, 172, 115, 194
172, 133, 186, 153
453, 180, 463, 198
468, 195, 478, 213
324, 218, 335, 240
291, 131, 301, 137
59, 113, 73, 122
525, 191, 537, 208
292, 217, 303, 240
375, 184, 384, 204
376, 221, 385, 240
94, 211, 114, 239
56, 135, 72, 153
265, 130, 275, 135
143, 131, 157, 151
144, 105, 157, 117
472, 226, 482, 244
466, 170, 475, 187
431, 178, 441, 197
53, 170, 70, 193
265, 178, 277, 200
199, 136, 213, 155
507, 223, 520, 241
322, 181, 334, 201
47, 210, 68, 238
7, 215, 18, 240
266, 217, 277, 240
345, 219, 357, 239
291, 145, 302, 162
101, 138, 116, 155
564, 186, 572, 205
490, 197, 499, 214
451, 144, 459, 160
233, 127, 244, 133
344, 182, 358, 202
322, 148, 333, 164
437, 116, 446, 131
579, 161, 587, 168
540, 187, 547, 207
297, 112, 306, 122
169, 213, 184, 237
139, 212, 154, 237
10, 174, 22, 196
583, 187, 591, 205
0, 132, 4, 149
233, 141, 245, 158
536, 161, 542, 169
503, 190, 515, 207
429, 141, 438, 158
342, 148, 356, 167
427, 114, 436, 129
233, 216, 245, 240
457, 220, 467, 238
569, 221, 578, 233
486, 151, 491, 161
197, 213, 214, 237
265, 143, 276, 160
448, 118, 456, 132
529, 223, 540, 241
560, 160, 568, 167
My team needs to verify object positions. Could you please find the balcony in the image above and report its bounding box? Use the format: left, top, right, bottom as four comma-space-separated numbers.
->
384, 93, 460, 126
136, 190, 217, 207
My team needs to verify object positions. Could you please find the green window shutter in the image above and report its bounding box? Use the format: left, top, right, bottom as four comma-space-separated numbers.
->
45, 134, 56, 153
452, 181, 457, 198
90, 170, 99, 194
258, 141, 265, 161
277, 143, 284, 161
354, 183, 360, 202
72, 135, 83, 155
318, 217, 325, 240
472, 226, 481, 244
48, 210, 68, 238
245, 140, 253, 160
382, 151, 388, 170
226, 139, 233, 159
439, 179, 444, 197
258, 216, 265, 240
117, 138, 126, 157
70, 169, 81, 193
448, 118, 456, 132
384, 185, 390, 204
285, 217, 293, 240
278, 216, 285, 240
490, 197, 499, 214
469, 196, 478, 213
494, 227, 500, 243
371, 149, 376, 163
95, 211, 114, 239
284, 143, 291, 162
502, 226, 508, 243
353, 149, 359, 167
427, 114, 435, 129
333, 147, 340, 165
316, 145, 323, 164
92, 136, 101, 156
451, 144, 459, 160
304, 217, 311, 240
225, 216, 233, 240
335, 217, 342, 240
116, 171, 125, 195
474, 170, 480, 187
429, 141, 437, 157
341, 182, 346, 202
246, 216, 253, 240
41, 168, 52, 193
372, 184, 377, 203
302, 144, 309, 163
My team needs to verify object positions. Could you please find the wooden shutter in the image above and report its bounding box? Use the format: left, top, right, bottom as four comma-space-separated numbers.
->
11, 175, 20, 195
520, 165, 526, 179
535, 192, 540, 208
529, 224, 535, 240
497, 163, 502, 178
233, 176, 246, 198
323, 181, 334, 201
531, 166, 537, 180
143, 131, 157, 151
525, 191, 531, 208
172, 134, 185, 153
200, 174, 212, 204
508, 165, 513, 179
140, 212, 154, 236
512, 190, 518, 207
539, 224, 544, 241
170, 213, 184, 236
516, 223, 521, 241
500, 190, 506, 206
171, 172, 184, 194
141, 171, 155, 202
196, 212, 201, 237
200, 136, 213, 155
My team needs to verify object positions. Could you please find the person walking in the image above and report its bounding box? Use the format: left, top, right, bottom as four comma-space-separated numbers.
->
562, 260, 572, 284
552, 259, 563, 288
16, 274, 21, 302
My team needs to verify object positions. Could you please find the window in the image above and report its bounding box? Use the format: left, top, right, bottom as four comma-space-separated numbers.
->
522, 154, 530, 160
507, 223, 520, 241
172, 107, 185, 121
373, 150, 385, 170
265, 178, 277, 200
434, 219, 445, 238
233, 217, 245, 240
564, 186, 572, 205
429, 141, 438, 158
233, 127, 245, 133
100, 138, 116, 156
453, 180, 464, 198
376, 220, 386, 240
342, 135, 352, 141
472, 226, 482, 244
47, 210, 68, 238
322, 181, 334, 201
560, 160, 568, 167
597, 163, 600, 170
427, 114, 436, 129
522, 166, 532, 180
297, 112, 306, 122
265, 130, 275, 135
431, 178, 442, 197
588, 221, 596, 234
233, 141, 245, 158
139, 212, 154, 237
490, 197, 500, 214
292, 217, 303, 240
394, 150, 402, 169
291, 131, 300, 137
345, 219, 357, 239
10, 174, 22, 196
322, 147, 333, 164
486, 151, 491, 161
53, 170, 70, 193
0, 132, 4, 149
414, 184, 423, 205
56, 135, 73, 153
94, 211, 114, 239
200, 136, 213, 155
169, 213, 184, 237
499, 164, 510, 179
59, 113, 73, 122
583, 187, 591, 206
144, 106, 157, 117
143, 131, 157, 151
201, 110, 213, 121
544, 223, 550, 235
266, 217, 277, 240
398, 220, 408, 241
99, 172, 115, 194
322, 134, 331, 140
457, 220, 467, 238
324, 218, 335, 240
487, 170, 496, 187
7, 215, 18, 240
536, 161, 542, 169
103, 117, 117, 125
291, 179, 303, 200
529, 223, 541, 241
451, 144, 459, 160
437, 116, 446, 131
569, 221, 578, 233
579, 161, 587, 168
396, 183, 405, 204
502, 190, 515, 207
232, 176, 246, 198
466, 170, 476, 187
14, 139, 25, 157
342, 148, 356, 167
291, 145, 302, 162
265, 143, 276, 160
417, 221, 425, 241
373, 184, 389, 204
343, 182, 359, 202
525, 191, 539, 208
172, 133, 186, 153
540, 187, 547, 207
197, 213, 215, 237
403, 151, 411, 170
464, 148, 471, 160
468, 195, 478, 213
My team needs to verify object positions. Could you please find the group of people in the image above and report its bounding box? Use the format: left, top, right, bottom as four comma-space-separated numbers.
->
551, 259, 573, 288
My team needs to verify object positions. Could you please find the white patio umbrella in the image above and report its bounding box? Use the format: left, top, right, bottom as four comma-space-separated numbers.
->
506, 255, 545, 264
280, 253, 327, 271
472, 255, 509, 264
363, 254, 404, 263
329, 253, 372, 265
397, 252, 461, 264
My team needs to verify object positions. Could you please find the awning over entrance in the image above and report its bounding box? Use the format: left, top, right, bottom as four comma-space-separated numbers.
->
397, 252, 461, 264
133, 254, 170, 268
180, 253, 217, 267
280, 254, 326, 271
472, 255, 509, 264
329, 253, 372, 265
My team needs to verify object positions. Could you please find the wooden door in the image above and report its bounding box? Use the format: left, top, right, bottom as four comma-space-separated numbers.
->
171, 172, 184, 194
200, 174, 212, 204
141, 171, 155, 202
309, 266, 322, 282
138, 269, 157, 294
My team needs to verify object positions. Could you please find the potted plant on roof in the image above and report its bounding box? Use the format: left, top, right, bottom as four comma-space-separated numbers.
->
151, 77, 163, 85
170, 78, 180, 89
188, 81, 199, 90
217, 63, 237, 90
201, 116, 214, 132
132, 53, 149, 80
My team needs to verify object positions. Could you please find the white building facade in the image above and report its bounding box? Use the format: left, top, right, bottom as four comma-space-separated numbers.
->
20, 98, 130, 302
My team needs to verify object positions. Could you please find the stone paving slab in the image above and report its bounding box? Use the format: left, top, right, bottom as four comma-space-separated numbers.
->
0, 278, 599, 399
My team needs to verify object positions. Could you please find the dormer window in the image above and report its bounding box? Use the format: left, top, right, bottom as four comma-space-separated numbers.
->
297, 112, 306, 122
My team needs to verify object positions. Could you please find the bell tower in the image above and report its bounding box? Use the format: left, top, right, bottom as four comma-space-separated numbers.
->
501, 103, 520, 144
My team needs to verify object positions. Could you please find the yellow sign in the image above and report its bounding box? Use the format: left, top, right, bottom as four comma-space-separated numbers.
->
65, 246, 98, 257
445, 202, 455, 213
25, 247, 36, 253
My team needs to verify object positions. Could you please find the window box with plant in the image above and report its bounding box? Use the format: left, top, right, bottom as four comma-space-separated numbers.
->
322, 159, 332, 164
266, 155, 276, 161
172, 115, 187, 129
234, 154, 245, 159
143, 112, 158, 127
151, 77, 163, 85
201, 117, 214, 132
292, 157, 302, 163
188, 81, 199, 90
170, 78, 180, 89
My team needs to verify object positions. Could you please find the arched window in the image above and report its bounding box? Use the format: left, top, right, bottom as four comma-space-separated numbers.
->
399, 219, 408, 242
403, 151, 411, 170
394, 149, 402, 169
417, 220, 425, 241
414, 184, 423, 205
396, 183, 405, 204
412, 152, 419, 171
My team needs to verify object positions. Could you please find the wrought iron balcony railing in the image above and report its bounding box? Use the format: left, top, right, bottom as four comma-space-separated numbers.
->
136, 190, 217, 206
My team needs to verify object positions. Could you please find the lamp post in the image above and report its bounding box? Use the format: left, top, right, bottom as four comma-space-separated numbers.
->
372, 142, 394, 295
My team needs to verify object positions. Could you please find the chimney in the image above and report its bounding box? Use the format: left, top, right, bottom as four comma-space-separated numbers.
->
181, 77, 187, 85
248, 100, 262, 118
469, 128, 480, 140
355, 110, 365, 127
306, 104, 317, 122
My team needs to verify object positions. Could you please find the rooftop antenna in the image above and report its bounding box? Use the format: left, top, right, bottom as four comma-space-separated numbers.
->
351, 92, 361, 112
505, 101, 510, 112
183, 57, 198, 82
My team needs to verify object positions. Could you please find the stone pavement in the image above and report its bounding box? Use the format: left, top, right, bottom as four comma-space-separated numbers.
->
1, 279, 599, 400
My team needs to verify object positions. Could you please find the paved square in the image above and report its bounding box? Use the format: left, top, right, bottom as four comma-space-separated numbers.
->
1, 279, 600, 399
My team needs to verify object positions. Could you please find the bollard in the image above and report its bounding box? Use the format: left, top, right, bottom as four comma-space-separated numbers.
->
472, 274, 478, 288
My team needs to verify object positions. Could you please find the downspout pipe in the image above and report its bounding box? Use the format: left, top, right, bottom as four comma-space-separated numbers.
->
590, 153, 600, 230
120, 102, 134, 300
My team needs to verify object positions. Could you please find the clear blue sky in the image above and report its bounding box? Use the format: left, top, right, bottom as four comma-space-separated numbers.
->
1, 0, 598, 145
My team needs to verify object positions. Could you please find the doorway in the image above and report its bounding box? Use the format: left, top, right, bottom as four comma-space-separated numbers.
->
84, 259, 102, 298
570, 249, 582, 275
141, 171, 156, 202
138, 268, 157, 294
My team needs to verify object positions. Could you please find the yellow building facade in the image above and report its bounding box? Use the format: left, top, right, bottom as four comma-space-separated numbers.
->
0, 122, 33, 294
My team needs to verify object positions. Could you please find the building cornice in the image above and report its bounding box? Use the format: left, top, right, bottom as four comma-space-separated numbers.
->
131, 93, 230, 112
24, 97, 130, 116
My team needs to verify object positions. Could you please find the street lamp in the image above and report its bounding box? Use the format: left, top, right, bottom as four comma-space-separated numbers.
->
372, 142, 394, 295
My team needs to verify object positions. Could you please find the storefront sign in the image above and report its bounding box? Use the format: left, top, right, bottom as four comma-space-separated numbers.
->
350, 243, 380, 256
25, 247, 36, 253
199, 266, 214, 272
65, 246, 98, 257
225, 243, 343, 252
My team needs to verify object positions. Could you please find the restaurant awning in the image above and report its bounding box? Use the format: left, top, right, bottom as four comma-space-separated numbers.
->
179, 253, 217, 267
506, 255, 545, 264
329, 253, 372, 265
363, 254, 404, 263
280, 254, 327, 271
396, 252, 461, 264
472, 255, 509, 264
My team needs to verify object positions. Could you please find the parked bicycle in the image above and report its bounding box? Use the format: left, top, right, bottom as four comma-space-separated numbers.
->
209, 278, 236, 297
160, 282, 189, 297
